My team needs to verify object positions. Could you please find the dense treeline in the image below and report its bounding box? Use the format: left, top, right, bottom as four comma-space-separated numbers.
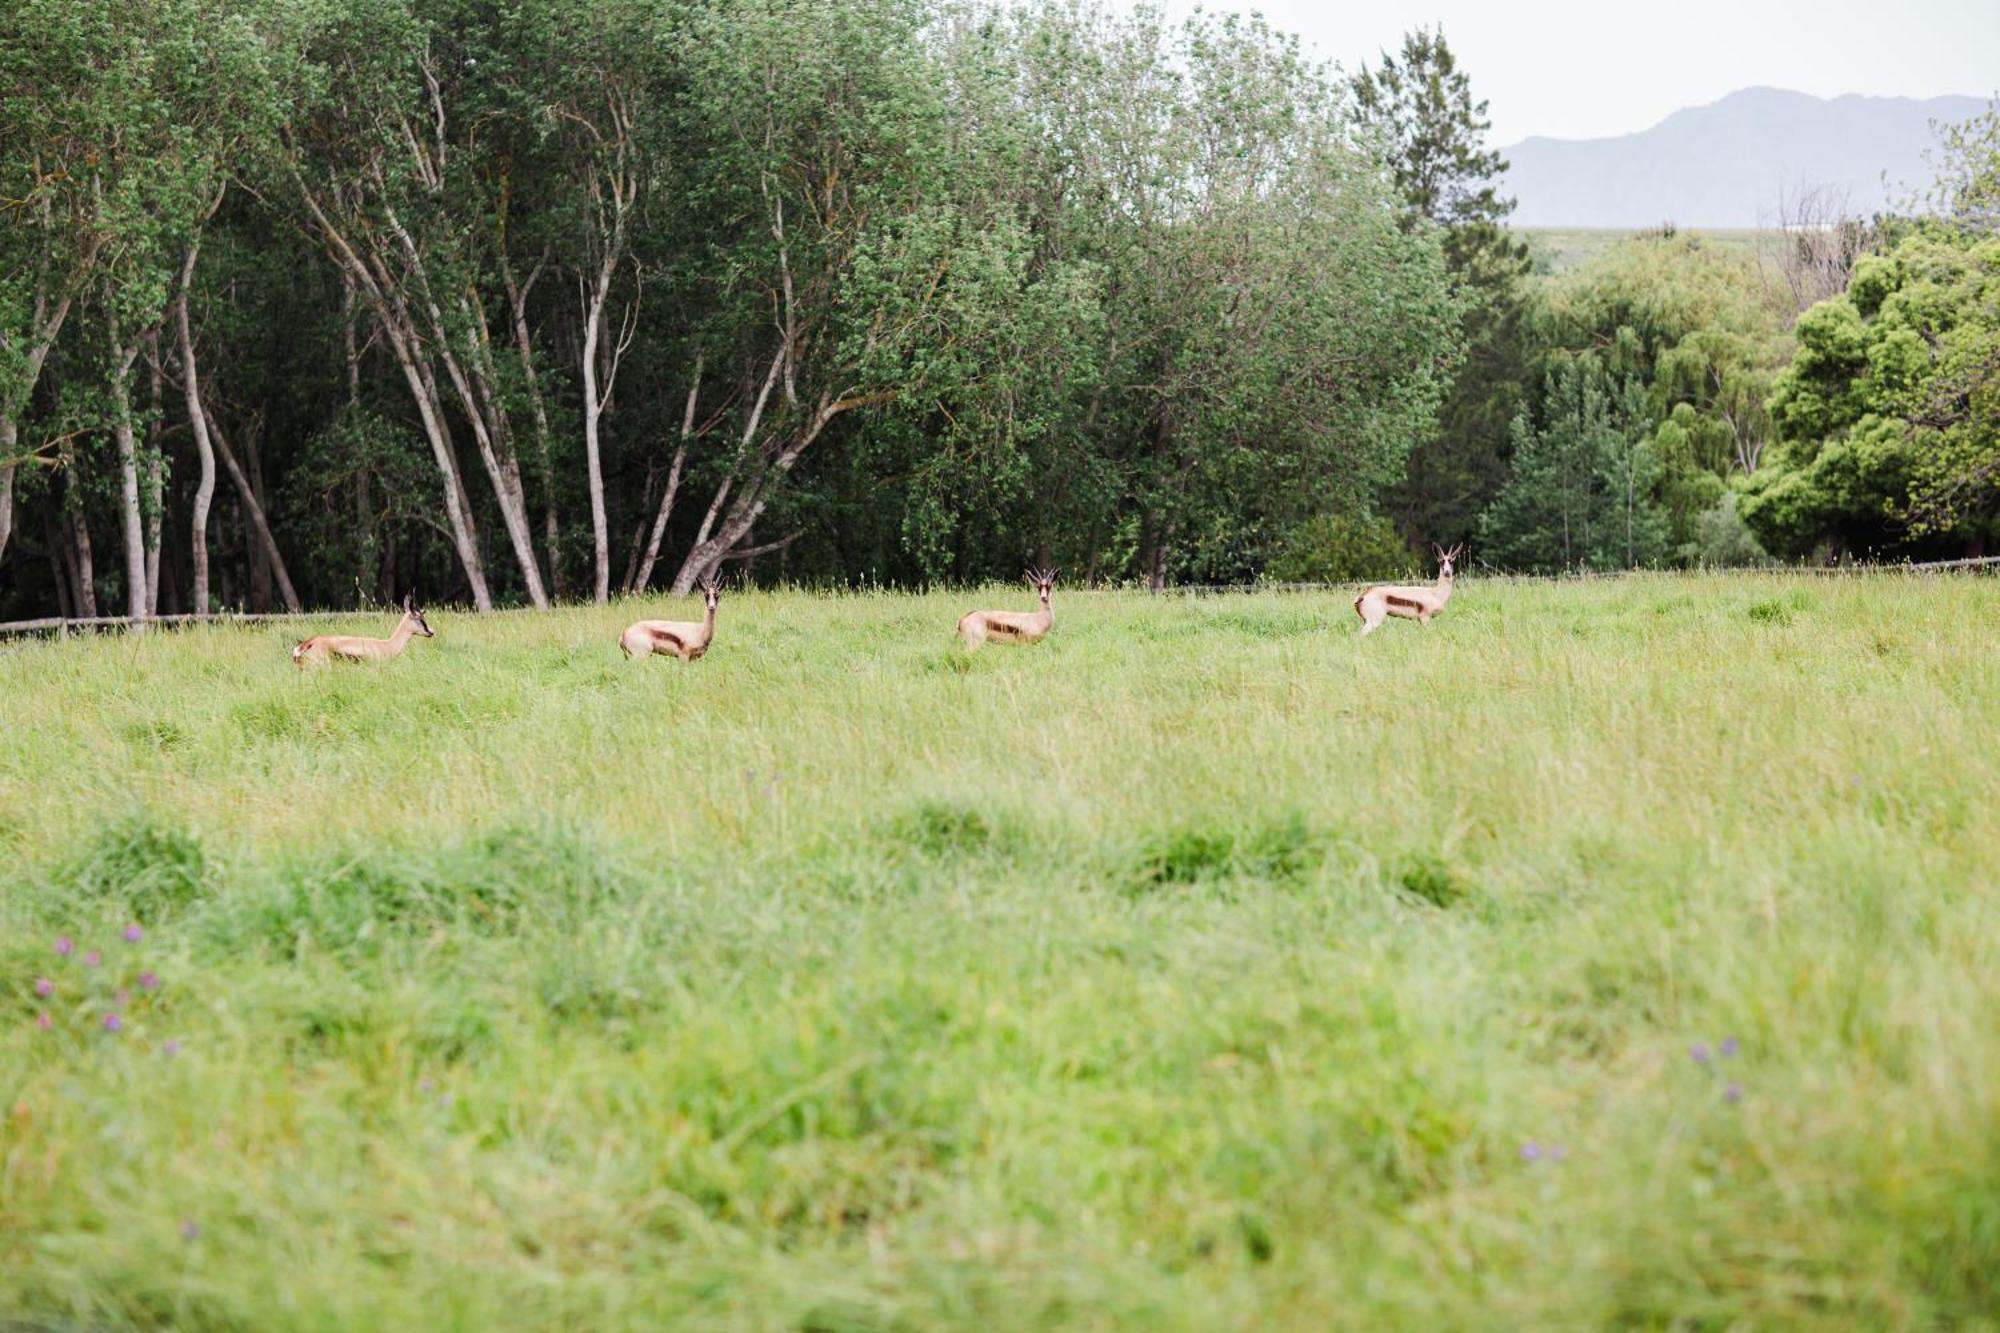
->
3, 5, 1995, 619
0, 0, 1457, 617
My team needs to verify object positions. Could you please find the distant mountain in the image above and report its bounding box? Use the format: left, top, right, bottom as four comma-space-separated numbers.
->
1501, 87, 1987, 229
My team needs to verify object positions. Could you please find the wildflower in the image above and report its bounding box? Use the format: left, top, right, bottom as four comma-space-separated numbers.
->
162, 1040, 182, 1057
123, 924, 143, 944
35, 1014, 52, 1031
55, 937, 73, 957
1549, 1145, 1568, 1162
82, 950, 101, 969
103, 1013, 123, 1034
115, 990, 130, 1007
179, 1219, 200, 1241
1689, 1043, 1710, 1065
33, 978, 52, 998
1724, 1082, 1743, 1104
139, 972, 160, 991
1519, 1141, 1542, 1162
1719, 1036, 1739, 1058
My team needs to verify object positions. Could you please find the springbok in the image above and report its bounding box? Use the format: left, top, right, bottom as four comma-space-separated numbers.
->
619, 576, 721, 661
1355, 545, 1461, 636
293, 593, 435, 667
957, 569, 1056, 650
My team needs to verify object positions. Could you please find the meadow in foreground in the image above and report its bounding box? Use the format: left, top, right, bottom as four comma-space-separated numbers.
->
2, 574, 1998, 1329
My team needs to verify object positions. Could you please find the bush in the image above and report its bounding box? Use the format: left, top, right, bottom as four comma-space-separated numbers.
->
1266, 513, 1415, 583
1690, 492, 1771, 567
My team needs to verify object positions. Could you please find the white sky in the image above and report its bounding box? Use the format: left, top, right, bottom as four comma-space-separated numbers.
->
1130, 0, 1999, 143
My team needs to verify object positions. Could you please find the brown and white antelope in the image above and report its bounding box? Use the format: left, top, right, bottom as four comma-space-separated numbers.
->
292, 593, 435, 667
957, 569, 1056, 650
619, 576, 721, 661
1354, 545, 1461, 636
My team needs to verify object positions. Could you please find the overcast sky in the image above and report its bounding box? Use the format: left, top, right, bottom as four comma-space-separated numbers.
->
1126, 0, 1999, 143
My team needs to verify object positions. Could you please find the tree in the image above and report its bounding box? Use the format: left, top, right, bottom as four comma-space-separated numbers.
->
1478, 357, 1666, 571
1353, 26, 1534, 554
1349, 26, 1511, 234
0, 0, 1463, 617
1741, 230, 2000, 556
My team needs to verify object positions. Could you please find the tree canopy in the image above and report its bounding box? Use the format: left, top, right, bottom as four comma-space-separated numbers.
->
0, 0, 1460, 616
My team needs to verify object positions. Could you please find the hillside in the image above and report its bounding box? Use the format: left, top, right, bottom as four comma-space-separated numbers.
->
1503, 87, 1986, 228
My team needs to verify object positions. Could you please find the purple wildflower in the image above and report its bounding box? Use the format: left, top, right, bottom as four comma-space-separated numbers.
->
179, 1219, 200, 1241
82, 950, 101, 969
1549, 1145, 1568, 1162
115, 990, 131, 1007
34, 978, 53, 998
1724, 1082, 1743, 1104
35, 1013, 52, 1031
103, 1013, 123, 1034
162, 1040, 182, 1057
55, 937, 73, 957
1520, 1141, 1542, 1162
123, 923, 143, 944
139, 972, 160, 991
1719, 1036, 1739, 1058
1689, 1043, 1710, 1065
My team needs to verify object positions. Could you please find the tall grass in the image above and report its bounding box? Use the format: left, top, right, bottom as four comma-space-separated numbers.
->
3, 575, 1997, 1328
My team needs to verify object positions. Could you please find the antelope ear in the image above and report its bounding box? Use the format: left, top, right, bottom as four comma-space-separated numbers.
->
403, 592, 413, 612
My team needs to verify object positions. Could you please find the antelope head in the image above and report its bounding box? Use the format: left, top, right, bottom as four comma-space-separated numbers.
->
1432, 545, 1463, 581
403, 592, 436, 638
700, 574, 722, 614
1027, 568, 1057, 604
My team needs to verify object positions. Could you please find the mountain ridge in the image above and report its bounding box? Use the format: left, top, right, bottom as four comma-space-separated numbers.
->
1500, 87, 1987, 229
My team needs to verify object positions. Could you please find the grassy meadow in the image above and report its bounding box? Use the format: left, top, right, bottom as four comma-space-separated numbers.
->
3, 574, 1999, 1329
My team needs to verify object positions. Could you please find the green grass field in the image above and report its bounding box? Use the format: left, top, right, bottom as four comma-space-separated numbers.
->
3, 575, 1998, 1329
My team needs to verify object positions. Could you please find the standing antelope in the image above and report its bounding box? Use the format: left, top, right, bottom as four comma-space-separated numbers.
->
619, 576, 721, 661
957, 569, 1056, 650
292, 593, 435, 667
1354, 545, 1461, 636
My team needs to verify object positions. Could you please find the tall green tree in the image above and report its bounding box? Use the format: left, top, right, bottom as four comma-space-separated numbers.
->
1741, 229, 2000, 557
1353, 26, 1534, 554
1479, 356, 1666, 571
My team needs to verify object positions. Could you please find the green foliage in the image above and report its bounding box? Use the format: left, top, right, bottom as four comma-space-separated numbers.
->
1354, 27, 1535, 554
1743, 228, 2000, 556
1478, 357, 1668, 571
1690, 491, 1771, 567
1, 0, 1459, 610
1349, 26, 1512, 233
1266, 512, 1415, 582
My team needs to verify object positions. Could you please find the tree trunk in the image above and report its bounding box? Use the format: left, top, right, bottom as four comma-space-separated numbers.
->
68, 504, 97, 618
381, 323, 492, 610
287, 181, 493, 609
177, 268, 218, 617
0, 419, 17, 567
632, 355, 702, 594
142, 328, 165, 614
429, 291, 547, 607
501, 252, 563, 599
580, 275, 615, 603
43, 508, 73, 620
105, 309, 149, 625
202, 403, 301, 613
